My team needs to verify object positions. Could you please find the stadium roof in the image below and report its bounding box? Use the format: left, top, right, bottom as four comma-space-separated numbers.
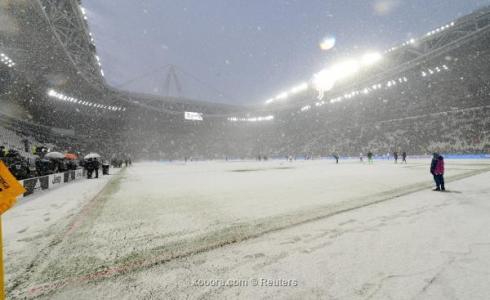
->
1, 1, 489, 117
1, 0, 244, 116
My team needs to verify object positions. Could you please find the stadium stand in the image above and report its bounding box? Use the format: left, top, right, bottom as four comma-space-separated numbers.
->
0, 1, 489, 173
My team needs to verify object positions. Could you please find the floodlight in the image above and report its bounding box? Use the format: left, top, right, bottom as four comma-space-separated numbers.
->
312, 69, 335, 92
290, 82, 308, 94
276, 92, 288, 100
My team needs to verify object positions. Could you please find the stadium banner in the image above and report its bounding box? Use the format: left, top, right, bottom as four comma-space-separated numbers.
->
19, 169, 86, 197
49, 173, 64, 188
22, 176, 49, 196
75, 169, 83, 180
63, 170, 77, 183
443, 153, 490, 159
184, 111, 203, 121
51, 127, 75, 137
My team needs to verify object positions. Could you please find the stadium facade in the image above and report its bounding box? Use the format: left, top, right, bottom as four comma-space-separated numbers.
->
1, 1, 489, 160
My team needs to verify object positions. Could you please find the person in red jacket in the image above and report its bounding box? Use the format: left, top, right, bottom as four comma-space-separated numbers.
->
430, 153, 445, 191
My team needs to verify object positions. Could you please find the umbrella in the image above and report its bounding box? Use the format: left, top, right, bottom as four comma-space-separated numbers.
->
84, 153, 101, 159
45, 151, 65, 159
65, 153, 78, 160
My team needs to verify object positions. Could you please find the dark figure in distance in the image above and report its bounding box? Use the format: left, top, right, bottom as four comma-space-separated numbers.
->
367, 152, 373, 164
85, 158, 94, 179
430, 153, 445, 191
93, 158, 100, 178
332, 154, 339, 164
85, 158, 100, 179
393, 151, 398, 164
402, 152, 407, 163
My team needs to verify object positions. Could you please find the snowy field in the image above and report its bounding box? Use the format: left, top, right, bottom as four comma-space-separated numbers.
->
3, 159, 490, 299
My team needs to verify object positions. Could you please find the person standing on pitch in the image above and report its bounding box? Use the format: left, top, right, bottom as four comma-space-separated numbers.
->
367, 152, 373, 164
430, 153, 445, 191
394, 151, 398, 164
402, 151, 407, 163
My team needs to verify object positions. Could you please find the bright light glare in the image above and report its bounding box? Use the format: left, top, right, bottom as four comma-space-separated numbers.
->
319, 36, 336, 51
275, 92, 289, 100
312, 69, 335, 99
300, 105, 311, 112
361, 52, 382, 66
228, 115, 274, 122
290, 82, 308, 94
311, 60, 360, 100
46, 89, 125, 111
330, 60, 360, 80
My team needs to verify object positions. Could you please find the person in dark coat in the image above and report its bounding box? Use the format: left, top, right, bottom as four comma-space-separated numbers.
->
332, 153, 339, 164
85, 158, 94, 179
430, 153, 445, 191
393, 151, 398, 164
402, 151, 407, 163
93, 158, 100, 178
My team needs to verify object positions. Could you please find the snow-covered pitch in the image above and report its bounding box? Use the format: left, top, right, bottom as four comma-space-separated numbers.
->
4, 159, 490, 299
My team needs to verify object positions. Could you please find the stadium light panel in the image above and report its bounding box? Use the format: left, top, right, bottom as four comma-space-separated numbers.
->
290, 82, 309, 94
275, 92, 289, 100
1, 52, 15, 68
227, 115, 274, 122
300, 105, 311, 112
46, 89, 124, 112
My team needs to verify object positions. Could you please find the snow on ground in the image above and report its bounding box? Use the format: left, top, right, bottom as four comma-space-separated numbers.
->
3, 170, 120, 296
4, 159, 490, 299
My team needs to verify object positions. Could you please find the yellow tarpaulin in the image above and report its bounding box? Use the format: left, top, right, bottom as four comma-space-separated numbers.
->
0, 160, 26, 213
0, 160, 26, 299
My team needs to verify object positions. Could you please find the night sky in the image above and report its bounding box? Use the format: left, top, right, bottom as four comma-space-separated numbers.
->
83, 0, 489, 105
